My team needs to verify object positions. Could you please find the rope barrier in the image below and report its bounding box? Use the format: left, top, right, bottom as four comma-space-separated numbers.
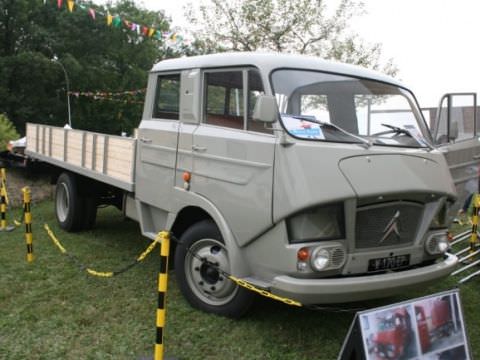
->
44, 224, 162, 277
169, 233, 363, 312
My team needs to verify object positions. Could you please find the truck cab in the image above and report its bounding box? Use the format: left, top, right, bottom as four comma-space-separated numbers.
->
128, 53, 458, 316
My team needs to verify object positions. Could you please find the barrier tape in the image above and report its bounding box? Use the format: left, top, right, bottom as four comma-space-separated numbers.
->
168, 234, 303, 308
228, 275, 302, 307
44, 224, 162, 277
171, 234, 363, 312
43, 223, 357, 312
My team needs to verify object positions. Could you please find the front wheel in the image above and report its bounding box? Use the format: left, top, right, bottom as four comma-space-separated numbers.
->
174, 220, 254, 318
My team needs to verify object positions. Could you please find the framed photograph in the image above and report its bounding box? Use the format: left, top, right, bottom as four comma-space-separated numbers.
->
357, 289, 470, 360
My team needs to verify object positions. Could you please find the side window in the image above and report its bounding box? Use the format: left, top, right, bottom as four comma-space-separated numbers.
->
153, 74, 180, 120
434, 94, 476, 144
247, 70, 272, 134
205, 71, 244, 129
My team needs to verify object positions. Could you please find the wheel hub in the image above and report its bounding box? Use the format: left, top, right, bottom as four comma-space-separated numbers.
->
185, 238, 237, 305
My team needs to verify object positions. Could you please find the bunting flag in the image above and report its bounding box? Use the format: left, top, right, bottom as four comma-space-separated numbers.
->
67, 0, 74, 12
88, 8, 95, 20
69, 88, 146, 105
113, 15, 122, 28
44, 0, 189, 48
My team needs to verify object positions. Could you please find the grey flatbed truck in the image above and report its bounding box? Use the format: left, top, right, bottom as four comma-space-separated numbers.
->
27, 53, 479, 317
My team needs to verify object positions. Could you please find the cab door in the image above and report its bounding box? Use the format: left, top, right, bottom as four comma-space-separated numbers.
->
190, 68, 275, 246
136, 73, 181, 212
432, 93, 480, 216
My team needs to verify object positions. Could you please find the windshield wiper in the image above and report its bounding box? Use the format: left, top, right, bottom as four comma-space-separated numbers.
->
291, 115, 372, 149
379, 124, 435, 150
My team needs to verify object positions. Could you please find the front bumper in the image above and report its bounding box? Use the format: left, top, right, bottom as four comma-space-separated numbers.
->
270, 253, 458, 305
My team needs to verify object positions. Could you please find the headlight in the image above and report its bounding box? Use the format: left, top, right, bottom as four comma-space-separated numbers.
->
287, 203, 344, 243
425, 232, 450, 255
296, 243, 346, 272
311, 248, 330, 271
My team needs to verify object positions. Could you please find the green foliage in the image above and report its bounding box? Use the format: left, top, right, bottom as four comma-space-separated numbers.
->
0, 113, 20, 150
0, 0, 189, 136
188, 0, 397, 76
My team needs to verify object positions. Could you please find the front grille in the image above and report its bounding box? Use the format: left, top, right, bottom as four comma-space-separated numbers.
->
330, 247, 346, 267
355, 202, 423, 249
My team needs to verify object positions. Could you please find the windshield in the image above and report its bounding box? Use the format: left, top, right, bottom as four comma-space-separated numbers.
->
271, 69, 430, 148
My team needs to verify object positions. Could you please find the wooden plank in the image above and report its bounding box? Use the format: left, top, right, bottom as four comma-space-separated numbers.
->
95, 136, 105, 172
48, 127, 53, 156
51, 143, 64, 161
103, 136, 109, 174
84, 134, 94, 169
41, 126, 46, 155
63, 130, 68, 161
38, 126, 42, 153
107, 159, 132, 175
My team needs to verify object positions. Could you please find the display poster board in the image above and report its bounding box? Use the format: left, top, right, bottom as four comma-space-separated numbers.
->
339, 289, 471, 360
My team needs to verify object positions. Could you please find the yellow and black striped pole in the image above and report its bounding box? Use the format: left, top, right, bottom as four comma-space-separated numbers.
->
0, 168, 14, 232
23, 187, 33, 262
0, 176, 6, 230
469, 193, 480, 255
154, 231, 170, 360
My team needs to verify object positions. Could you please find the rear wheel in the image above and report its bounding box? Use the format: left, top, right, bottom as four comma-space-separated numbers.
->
55, 172, 84, 232
174, 220, 254, 318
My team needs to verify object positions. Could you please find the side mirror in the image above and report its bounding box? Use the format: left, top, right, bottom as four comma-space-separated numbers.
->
449, 120, 459, 141
252, 95, 277, 123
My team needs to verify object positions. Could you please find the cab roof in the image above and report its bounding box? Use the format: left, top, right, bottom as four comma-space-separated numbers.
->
151, 52, 405, 89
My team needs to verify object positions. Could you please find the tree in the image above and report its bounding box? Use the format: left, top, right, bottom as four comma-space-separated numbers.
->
187, 0, 397, 76
0, 114, 19, 150
0, 0, 187, 135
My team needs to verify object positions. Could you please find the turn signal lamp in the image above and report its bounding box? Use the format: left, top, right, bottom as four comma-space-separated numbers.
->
183, 172, 191, 182
297, 247, 310, 272
183, 172, 191, 190
297, 247, 309, 261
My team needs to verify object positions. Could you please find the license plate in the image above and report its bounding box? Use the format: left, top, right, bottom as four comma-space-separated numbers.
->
368, 254, 410, 272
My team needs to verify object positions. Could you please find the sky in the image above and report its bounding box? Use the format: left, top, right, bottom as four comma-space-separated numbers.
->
114, 0, 480, 108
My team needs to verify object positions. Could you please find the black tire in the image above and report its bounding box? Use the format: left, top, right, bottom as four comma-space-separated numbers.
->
82, 196, 97, 230
55, 172, 84, 232
174, 220, 254, 318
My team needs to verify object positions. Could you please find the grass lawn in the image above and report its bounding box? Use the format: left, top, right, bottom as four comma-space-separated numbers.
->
0, 200, 479, 359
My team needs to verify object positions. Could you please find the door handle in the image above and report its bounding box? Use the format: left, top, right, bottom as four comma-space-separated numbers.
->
473, 154, 480, 160
140, 137, 152, 144
192, 145, 207, 152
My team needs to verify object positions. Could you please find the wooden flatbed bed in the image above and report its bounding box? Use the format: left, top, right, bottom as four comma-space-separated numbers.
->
25, 123, 136, 192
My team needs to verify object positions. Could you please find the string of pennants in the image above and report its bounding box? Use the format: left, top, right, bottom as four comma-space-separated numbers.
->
45, 0, 186, 45
69, 89, 146, 104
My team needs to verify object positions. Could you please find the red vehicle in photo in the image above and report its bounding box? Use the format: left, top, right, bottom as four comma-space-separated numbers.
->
373, 308, 412, 359
415, 306, 431, 353
415, 298, 454, 353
